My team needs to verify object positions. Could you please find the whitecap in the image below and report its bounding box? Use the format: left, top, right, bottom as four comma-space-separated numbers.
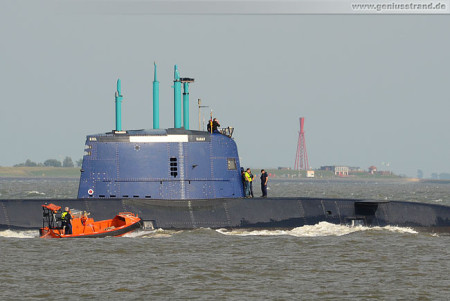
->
26, 191, 46, 196
369, 225, 418, 234
216, 222, 418, 237
0, 229, 39, 239
122, 228, 174, 238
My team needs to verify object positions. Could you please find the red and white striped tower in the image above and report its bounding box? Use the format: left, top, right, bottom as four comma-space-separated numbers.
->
294, 117, 310, 170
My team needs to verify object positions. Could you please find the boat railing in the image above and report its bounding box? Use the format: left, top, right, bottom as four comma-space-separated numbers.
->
71, 210, 83, 219
219, 127, 234, 138
42, 207, 61, 229
118, 212, 137, 217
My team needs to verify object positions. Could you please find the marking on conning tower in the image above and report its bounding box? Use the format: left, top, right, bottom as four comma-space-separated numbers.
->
115, 143, 120, 197
209, 139, 215, 198
188, 200, 197, 228
1, 203, 10, 227
178, 142, 185, 199
130, 135, 188, 143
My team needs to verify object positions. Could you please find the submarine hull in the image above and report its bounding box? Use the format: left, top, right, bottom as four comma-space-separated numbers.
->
2, 197, 450, 232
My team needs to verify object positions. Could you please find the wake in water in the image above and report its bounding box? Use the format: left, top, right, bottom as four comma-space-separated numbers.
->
0, 228, 175, 239
0, 228, 177, 239
216, 221, 418, 237
0, 229, 39, 239
0, 223, 419, 239
26, 190, 46, 196
122, 228, 178, 238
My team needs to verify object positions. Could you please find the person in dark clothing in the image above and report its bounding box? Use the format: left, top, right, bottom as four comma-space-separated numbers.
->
61, 207, 72, 235
207, 118, 220, 133
212, 118, 220, 133
260, 169, 269, 197
241, 167, 247, 196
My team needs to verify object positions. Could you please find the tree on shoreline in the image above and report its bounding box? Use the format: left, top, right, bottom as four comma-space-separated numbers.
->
14, 157, 79, 168
44, 159, 62, 167
14, 159, 40, 167
63, 156, 74, 167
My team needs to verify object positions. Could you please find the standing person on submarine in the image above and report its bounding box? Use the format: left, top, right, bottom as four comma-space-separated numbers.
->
241, 167, 247, 196
248, 168, 255, 198
207, 118, 220, 133
244, 168, 253, 197
260, 169, 269, 198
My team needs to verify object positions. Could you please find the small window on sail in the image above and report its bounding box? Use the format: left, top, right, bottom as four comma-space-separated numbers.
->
227, 158, 237, 170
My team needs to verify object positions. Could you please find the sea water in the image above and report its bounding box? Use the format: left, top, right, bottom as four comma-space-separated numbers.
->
1, 178, 450, 300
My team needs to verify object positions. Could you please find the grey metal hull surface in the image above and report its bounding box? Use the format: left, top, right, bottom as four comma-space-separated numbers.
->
1, 197, 450, 232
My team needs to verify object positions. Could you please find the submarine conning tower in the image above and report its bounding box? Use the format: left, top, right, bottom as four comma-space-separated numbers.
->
77, 65, 244, 200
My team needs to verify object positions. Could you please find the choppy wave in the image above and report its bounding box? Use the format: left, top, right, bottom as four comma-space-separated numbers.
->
122, 228, 176, 238
0, 228, 178, 239
0, 229, 39, 238
216, 221, 418, 237
0, 223, 419, 239
26, 190, 46, 196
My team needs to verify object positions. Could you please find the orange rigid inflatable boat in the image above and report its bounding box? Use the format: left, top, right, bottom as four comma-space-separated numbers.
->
39, 203, 143, 238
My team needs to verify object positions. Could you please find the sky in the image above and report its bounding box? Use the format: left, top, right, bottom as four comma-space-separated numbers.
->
1, 1, 449, 178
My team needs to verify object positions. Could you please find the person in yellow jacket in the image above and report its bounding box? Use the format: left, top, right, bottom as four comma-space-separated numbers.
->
244, 168, 253, 197
61, 207, 72, 234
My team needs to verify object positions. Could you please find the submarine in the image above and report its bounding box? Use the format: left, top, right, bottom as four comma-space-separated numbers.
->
1, 63, 450, 232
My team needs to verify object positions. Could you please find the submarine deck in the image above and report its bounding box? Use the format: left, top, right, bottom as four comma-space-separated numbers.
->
1, 197, 450, 232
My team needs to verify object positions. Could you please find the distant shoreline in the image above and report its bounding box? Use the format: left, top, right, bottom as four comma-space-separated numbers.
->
0, 167, 80, 178
0, 166, 446, 183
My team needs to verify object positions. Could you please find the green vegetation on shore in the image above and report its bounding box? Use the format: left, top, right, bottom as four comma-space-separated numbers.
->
0, 167, 80, 178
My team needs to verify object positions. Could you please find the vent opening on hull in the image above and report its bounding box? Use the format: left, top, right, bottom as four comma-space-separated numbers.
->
170, 157, 178, 178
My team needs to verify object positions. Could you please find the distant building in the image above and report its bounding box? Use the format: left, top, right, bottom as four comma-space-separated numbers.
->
368, 166, 377, 174
334, 166, 349, 176
306, 170, 315, 178
320, 165, 349, 176
320, 166, 334, 171
349, 166, 363, 172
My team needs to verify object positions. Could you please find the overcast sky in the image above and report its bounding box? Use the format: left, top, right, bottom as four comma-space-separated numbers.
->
1, 1, 449, 177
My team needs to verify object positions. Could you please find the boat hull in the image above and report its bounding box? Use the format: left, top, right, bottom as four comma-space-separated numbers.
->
2, 197, 450, 232
39, 213, 143, 238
